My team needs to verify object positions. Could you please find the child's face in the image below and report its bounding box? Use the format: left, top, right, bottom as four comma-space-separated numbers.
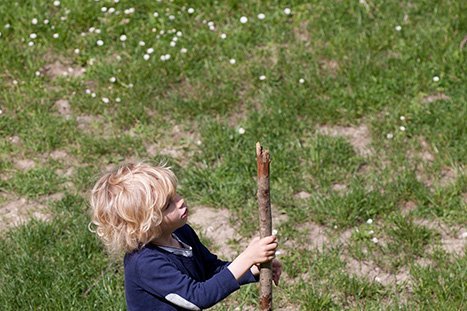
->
162, 193, 188, 232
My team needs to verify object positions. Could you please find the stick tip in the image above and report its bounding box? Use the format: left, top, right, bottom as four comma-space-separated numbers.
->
256, 142, 262, 156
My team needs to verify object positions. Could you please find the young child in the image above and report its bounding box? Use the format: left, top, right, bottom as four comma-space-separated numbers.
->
90, 162, 282, 310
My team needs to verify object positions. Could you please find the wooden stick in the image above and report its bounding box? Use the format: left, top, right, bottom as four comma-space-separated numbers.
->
256, 142, 273, 311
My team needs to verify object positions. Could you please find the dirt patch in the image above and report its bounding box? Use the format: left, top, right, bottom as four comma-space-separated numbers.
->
401, 201, 417, 216
422, 93, 450, 104
342, 254, 411, 287
413, 218, 466, 256
416, 166, 459, 189
294, 20, 311, 42
294, 191, 311, 200
0, 192, 64, 233
41, 61, 85, 80
54, 99, 72, 119
316, 124, 373, 156
319, 59, 340, 77
14, 159, 36, 171
188, 205, 240, 259
332, 183, 348, 193
298, 221, 330, 251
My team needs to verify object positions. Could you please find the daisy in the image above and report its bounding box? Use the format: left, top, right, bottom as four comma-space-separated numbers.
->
96, 39, 104, 46
240, 16, 248, 24
259, 75, 266, 80
120, 34, 127, 42
284, 8, 291, 15
187, 8, 195, 14
257, 13, 265, 20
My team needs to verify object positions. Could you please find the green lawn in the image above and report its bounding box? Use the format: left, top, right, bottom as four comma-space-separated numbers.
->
0, 0, 465, 310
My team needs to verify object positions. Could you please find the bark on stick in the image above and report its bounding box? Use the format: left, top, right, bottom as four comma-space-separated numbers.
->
256, 142, 273, 311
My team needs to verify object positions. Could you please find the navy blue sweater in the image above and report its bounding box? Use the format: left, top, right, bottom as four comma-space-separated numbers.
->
124, 224, 257, 310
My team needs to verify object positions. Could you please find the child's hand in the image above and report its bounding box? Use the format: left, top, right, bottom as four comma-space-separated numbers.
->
243, 236, 278, 265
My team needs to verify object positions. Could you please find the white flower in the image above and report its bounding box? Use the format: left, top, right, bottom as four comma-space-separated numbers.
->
120, 34, 127, 42
386, 133, 394, 139
400, 116, 405, 121
101, 7, 107, 13
170, 41, 176, 47
229, 58, 236, 64
12, 80, 18, 85
172, 37, 178, 42
43, 19, 49, 24
128, 83, 134, 88
176, 31, 182, 37
165, 54, 171, 60
432, 76, 440, 82
53, 0, 61, 6
85, 89, 91, 94
139, 41, 145, 46
108, 7, 115, 14
366, 218, 373, 224
91, 92, 96, 98
143, 54, 150, 61
399, 126, 406, 131
460, 232, 467, 239
96, 39, 104, 46
0, 109, 2, 114
180, 48, 187, 53
220, 33, 227, 39
368, 230, 375, 235
209, 25, 215, 31
153, 12, 159, 17
32, 18, 38, 25
187, 8, 195, 14
35, 71, 41, 76
240, 16, 248, 24
259, 75, 266, 81
371, 237, 379, 244
102, 97, 110, 104
395, 25, 402, 31
89, 27, 96, 33
95, 29, 101, 34
109, 77, 116, 83
375, 276, 382, 283
238, 127, 245, 134
284, 8, 291, 15
299, 78, 305, 84
115, 97, 121, 103
114, 0, 119, 3
28, 41, 34, 46
53, 33, 59, 39
169, 15, 175, 20
5, 24, 11, 29
272, 229, 278, 235
74, 48, 80, 54
30, 33, 37, 39
147, 47, 154, 54
258, 13, 266, 20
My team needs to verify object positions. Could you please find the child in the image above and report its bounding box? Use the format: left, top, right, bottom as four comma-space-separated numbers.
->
90, 162, 282, 310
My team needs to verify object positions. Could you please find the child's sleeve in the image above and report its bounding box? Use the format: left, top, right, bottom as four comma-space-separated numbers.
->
186, 225, 257, 285
136, 253, 240, 310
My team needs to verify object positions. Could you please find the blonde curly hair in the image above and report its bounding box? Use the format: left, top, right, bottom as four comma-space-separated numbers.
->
89, 162, 177, 255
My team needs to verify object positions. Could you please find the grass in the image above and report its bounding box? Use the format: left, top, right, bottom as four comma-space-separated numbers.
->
0, 0, 465, 310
